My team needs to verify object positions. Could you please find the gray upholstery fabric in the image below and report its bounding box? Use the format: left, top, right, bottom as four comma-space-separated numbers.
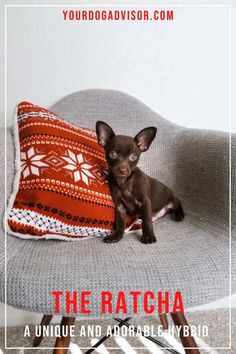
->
0, 89, 235, 317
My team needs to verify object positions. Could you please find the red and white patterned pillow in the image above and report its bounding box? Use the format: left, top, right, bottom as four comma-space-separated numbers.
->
7, 102, 138, 240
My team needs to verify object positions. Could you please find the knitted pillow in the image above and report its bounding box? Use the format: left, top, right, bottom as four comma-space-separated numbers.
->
7, 102, 137, 240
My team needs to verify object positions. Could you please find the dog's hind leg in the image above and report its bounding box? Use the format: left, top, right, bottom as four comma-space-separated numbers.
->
169, 196, 185, 222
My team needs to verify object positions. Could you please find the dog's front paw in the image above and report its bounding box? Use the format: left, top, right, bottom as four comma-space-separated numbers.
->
103, 231, 123, 243
141, 233, 156, 244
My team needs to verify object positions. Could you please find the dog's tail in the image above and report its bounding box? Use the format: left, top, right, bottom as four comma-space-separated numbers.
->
174, 199, 185, 222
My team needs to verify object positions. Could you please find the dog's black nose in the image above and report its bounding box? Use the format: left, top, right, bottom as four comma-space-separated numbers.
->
118, 166, 128, 175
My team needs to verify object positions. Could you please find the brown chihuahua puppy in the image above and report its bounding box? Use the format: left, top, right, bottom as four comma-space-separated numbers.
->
96, 121, 184, 244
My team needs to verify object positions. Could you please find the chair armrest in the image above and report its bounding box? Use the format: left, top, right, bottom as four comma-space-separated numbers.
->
231, 134, 236, 230
0, 128, 14, 230
150, 127, 233, 235
0, 127, 6, 273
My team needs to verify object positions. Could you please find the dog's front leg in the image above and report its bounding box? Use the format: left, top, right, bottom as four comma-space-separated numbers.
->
103, 203, 126, 243
140, 199, 156, 244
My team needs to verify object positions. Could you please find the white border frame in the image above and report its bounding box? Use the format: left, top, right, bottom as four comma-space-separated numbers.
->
4, 3, 232, 351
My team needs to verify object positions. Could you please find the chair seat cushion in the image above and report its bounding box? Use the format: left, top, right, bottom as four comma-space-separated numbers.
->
1, 216, 231, 316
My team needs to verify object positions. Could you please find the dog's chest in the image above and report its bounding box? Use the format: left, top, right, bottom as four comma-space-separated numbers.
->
119, 186, 140, 216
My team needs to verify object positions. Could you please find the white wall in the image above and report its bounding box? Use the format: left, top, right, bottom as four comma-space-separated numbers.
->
2, 0, 233, 132
1, 0, 235, 328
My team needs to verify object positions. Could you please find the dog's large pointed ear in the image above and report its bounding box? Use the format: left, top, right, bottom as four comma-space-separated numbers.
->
96, 121, 115, 147
134, 127, 157, 152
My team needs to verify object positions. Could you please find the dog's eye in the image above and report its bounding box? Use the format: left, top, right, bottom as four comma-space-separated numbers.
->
129, 153, 137, 162
109, 151, 117, 159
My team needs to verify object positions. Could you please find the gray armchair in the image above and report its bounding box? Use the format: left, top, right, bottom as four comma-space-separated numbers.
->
0, 89, 235, 352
